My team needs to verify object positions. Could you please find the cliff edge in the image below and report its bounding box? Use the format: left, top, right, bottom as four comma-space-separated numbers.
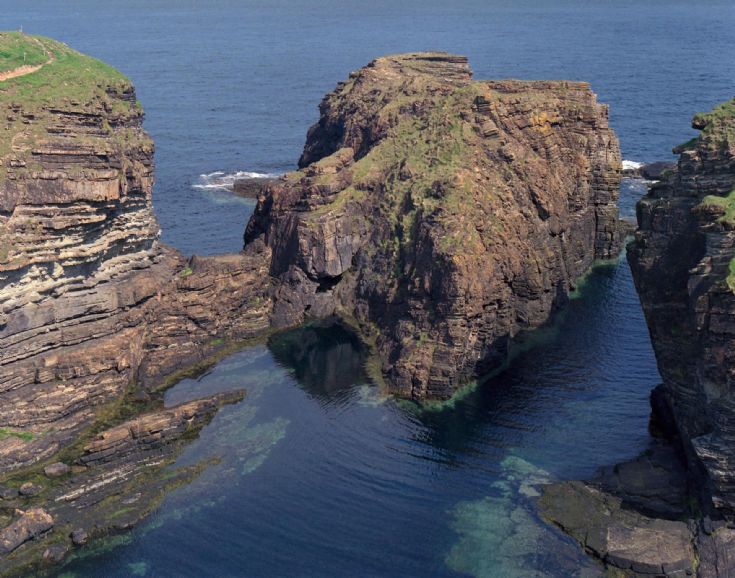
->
0, 33, 272, 474
629, 97, 735, 514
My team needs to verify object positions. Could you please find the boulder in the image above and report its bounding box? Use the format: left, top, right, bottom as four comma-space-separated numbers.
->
19, 482, 43, 497
0, 508, 53, 554
43, 462, 70, 478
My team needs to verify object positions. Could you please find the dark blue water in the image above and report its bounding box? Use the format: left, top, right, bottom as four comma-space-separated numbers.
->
3, 0, 732, 255
59, 257, 656, 577
0, 1, 731, 575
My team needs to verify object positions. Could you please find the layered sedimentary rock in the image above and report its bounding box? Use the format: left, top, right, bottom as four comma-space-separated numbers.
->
245, 52, 623, 399
628, 98, 735, 514
0, 35, 272, 474
0, 390, 243, 575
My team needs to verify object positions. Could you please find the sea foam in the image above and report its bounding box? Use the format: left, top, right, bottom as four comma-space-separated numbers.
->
193, 170, 281, 191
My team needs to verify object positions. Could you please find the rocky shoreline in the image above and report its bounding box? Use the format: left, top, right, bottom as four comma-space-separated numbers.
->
540, 98, 735, 576
2, 32, 734, 577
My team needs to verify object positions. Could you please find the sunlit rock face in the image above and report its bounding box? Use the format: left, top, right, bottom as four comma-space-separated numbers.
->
0, 36, 273, 472
245, 52, 623, 399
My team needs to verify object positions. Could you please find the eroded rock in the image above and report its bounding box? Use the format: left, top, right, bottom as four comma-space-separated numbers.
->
0, 508, 53, 555
540, 481, 694, 576
245, 52, 624, 399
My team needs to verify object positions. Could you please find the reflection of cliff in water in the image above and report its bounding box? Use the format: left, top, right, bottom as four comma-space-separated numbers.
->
268, 321, 368, 399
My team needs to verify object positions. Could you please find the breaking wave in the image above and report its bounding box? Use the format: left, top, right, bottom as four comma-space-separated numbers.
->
193, 170, 281, 192
621, 159, 644, 171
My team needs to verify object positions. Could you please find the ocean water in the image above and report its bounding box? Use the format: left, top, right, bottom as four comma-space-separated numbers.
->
0, 1, 732, 576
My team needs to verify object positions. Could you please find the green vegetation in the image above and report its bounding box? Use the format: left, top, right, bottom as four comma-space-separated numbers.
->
0, 427, 33, 441
673, 135, 698, 153
694, 98, 735, 131
700, 189, 735, 226
0, 32, 48, 72
0, 32, 136, 178
692, 98, 735, 145
0, 32, 127, 106
179, 266, 193, 278
699, 189, 735, 290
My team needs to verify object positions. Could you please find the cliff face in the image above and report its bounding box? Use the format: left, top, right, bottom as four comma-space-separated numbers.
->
0, 35, 272, 473
629, 98, 735, 514
245, 52, 622, 399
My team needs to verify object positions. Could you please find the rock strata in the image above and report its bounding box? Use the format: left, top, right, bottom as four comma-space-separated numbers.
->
0, 35, 273, 474
245, 51, 623, 398
628, 98, 735, 514
0, 390, 243, 575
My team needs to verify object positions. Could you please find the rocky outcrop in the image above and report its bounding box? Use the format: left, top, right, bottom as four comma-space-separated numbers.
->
245, 52, 623, 399
0, 390, 242, 575
79, 390, 244, 467
0, 508, 53, 555
628, 98, 735, 515
0, 35, 273, 474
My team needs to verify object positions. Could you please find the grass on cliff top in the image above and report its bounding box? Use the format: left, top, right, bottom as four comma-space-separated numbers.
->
0, 32, 129, 107
700, 189, 735, 291
701, 189, 735, 225
0, 32, 48, 72
693, 97, 735, 143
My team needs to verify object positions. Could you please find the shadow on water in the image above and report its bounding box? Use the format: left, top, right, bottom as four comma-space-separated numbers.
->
267, 320, 369, 401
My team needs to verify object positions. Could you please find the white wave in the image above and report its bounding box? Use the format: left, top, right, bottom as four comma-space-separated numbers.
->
622, 160, 644, 171
192, 170, 281, 191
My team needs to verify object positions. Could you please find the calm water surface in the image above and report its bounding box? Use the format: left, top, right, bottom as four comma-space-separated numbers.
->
0, 1, 731, 576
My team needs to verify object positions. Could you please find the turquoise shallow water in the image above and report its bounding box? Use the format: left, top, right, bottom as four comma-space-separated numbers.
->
57, 253, 658, 577
0, 1, 731, 575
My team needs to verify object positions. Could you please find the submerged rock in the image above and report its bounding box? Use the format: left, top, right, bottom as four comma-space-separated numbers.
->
539, 481, 694, 576
245, 52, 624, 399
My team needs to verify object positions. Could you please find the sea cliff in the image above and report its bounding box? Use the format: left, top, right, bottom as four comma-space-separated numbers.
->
540, 98, 735, 578
629, 98, 735, 516
245, 52, 623, 399
0, 40, 627, 574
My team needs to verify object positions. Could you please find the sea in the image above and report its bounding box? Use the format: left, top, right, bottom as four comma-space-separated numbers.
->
1, 1, 733, 576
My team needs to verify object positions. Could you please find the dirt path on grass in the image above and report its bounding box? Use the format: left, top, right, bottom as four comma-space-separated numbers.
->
0, 38, 55, 82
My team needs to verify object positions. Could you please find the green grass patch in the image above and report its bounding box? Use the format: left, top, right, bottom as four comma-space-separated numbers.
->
0, 427, 33, 441
0, 32, 48, 72
179, 266, 193, 278
0, 34, 128, 106
699, 189, 735, 291
673, 135, 699, 153
700, 189, 735, 226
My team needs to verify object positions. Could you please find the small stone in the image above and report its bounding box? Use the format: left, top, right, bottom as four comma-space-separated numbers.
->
42, 543, 67, 563
43, 462, 70, 478
19, 482, 42, 497
131, 390, 151, 403
0, 486, 18, 500
71, 527, 88, 546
